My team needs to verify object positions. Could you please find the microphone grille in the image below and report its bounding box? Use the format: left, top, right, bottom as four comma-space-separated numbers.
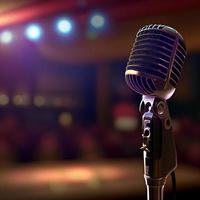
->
125, 24, 186, 99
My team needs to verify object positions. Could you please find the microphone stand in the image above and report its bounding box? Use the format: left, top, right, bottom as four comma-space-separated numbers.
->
139, 95, 177, 200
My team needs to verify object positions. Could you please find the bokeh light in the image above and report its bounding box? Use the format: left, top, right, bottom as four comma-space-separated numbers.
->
0, 30, 13, 44
56, 18, 73, 34
0, 94, 9, 105
25, 24, 43, 41
13, 94, 30, 106
58, 112, 72, 127
90, 13, 106, 29
34, 96, 45, 107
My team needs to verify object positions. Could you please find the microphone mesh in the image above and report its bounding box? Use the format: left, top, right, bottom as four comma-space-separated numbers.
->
125, 24, 186, 96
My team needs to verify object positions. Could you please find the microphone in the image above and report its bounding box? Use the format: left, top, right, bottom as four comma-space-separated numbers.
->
125, 24, 187, 200
125, 24, 186, 99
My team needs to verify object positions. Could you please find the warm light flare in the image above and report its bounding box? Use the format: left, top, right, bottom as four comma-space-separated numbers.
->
0, 1, 76, 27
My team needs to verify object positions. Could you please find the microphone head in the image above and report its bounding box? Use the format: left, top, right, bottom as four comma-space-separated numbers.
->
125, 24, 187, 99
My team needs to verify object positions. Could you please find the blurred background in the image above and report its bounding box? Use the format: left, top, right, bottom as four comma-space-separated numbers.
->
0, 0, 199, 200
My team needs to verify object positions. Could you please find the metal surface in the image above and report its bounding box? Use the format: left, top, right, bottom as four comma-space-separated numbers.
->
125, 24, 186, 99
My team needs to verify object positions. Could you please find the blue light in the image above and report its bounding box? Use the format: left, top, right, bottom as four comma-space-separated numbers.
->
90, 13, 105, 29
0, 30, 13, 43
25, 24, 42, 41
56, 18, 73, 34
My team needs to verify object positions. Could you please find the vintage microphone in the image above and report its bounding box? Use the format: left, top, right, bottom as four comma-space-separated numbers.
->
125, 24, 187, 200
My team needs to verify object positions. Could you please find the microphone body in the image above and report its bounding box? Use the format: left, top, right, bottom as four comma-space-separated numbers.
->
125, 24, 186, 200
125, 24, 186, 100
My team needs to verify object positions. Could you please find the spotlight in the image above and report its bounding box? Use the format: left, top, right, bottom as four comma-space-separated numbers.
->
56, 18, 73, 34
0, 30, 13, 44
90, 13, 106, 29
25, 24, 42, 41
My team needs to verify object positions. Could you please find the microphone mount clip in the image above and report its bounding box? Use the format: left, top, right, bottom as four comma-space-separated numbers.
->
139, 95, 177, 200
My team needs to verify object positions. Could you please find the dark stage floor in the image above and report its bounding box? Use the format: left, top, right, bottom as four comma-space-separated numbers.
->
0, 159, 199, 200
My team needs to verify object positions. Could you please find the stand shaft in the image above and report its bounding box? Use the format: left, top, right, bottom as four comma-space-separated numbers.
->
140, 96, 177, 200
147, 185, 164, 200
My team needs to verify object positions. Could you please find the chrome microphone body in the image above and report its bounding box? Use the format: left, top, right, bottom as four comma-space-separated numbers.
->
125, 24, 186, 100
125, 24, 186, 200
